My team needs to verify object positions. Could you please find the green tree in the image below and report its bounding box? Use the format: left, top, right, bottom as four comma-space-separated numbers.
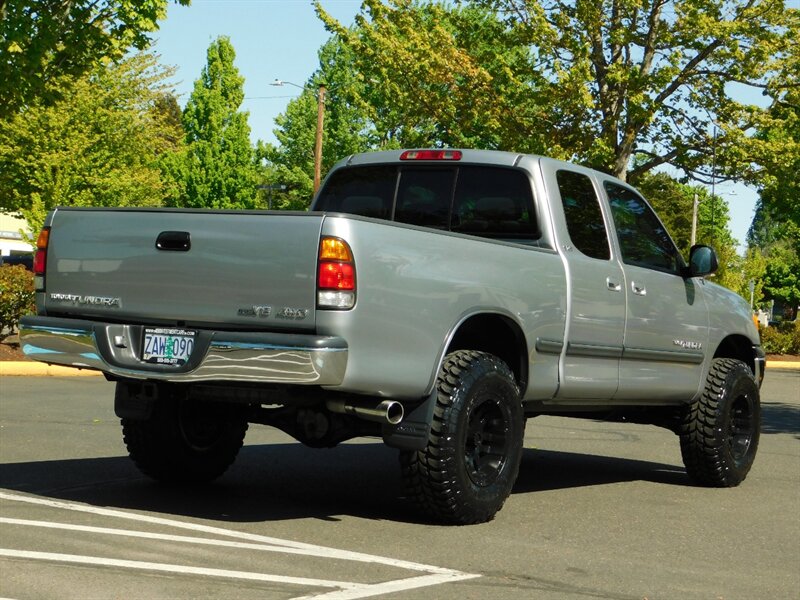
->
0, 53, 185, 233
751, 87, 800, 248
738, 247, 768, 308
761, 243, 800, 318
747, 198, 800, 318
317, 1, 546, 153
633, 172, 695, 253
635, 172, 741, 292
177, 36, 258, 209
318, 0, 797, 181
0, 0, 190, 118
691, 191, 741, 291
745, 76, 799, 318
263, 36, 374, 209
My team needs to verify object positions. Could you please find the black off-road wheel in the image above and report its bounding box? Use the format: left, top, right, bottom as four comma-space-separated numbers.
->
121, 385, 249, 483
400, 350, 525, 525
679, 358, 761, 487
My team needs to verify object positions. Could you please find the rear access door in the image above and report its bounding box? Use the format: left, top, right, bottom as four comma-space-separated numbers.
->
543, 164, 625, 401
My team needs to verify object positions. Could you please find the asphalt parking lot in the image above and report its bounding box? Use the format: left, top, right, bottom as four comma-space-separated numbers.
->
1, 371, 798, 599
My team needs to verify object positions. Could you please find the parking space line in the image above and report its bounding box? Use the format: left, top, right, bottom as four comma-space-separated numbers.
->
0, 517, 384, 557
0, 548, 360, 589
0, 491, 454, 573
0, 492, 480, 599
290, 573, 481, 600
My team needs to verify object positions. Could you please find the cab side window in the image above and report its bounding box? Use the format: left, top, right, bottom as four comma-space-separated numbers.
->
556, 170, 610, 260
451, 167, 538, 239
605, 182, 681, 273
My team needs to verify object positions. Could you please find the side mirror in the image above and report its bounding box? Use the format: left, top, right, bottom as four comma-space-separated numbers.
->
687, 244, 718, 277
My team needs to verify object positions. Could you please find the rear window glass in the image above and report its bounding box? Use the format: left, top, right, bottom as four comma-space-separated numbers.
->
313, 165, 395, 220
315, 165, 538, 241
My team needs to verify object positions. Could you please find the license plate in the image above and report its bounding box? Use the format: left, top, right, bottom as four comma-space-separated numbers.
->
142, 328, 196, 366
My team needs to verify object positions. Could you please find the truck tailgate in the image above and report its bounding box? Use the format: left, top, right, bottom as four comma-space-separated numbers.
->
43, 209, 323, 331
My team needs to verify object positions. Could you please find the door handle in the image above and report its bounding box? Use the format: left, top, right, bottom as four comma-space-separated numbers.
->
606, 278, 622, 292
632, 282, 647, 296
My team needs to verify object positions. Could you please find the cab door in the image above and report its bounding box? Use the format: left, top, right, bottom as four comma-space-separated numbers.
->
546, 168, 625, 400
603, 181, 709, 402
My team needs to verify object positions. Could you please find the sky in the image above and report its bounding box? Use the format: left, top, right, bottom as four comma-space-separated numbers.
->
152, 0, 759, 252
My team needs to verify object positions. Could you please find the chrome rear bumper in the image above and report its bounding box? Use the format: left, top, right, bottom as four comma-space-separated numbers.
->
19, 316, 347, 385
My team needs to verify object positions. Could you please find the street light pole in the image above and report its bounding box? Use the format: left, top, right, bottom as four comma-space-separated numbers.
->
271, 79, 325, 194
691, 191, 699, 247
710, 124, 717, 245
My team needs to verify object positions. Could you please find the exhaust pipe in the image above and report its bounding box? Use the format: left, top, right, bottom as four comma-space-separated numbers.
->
326, 398, 404, 425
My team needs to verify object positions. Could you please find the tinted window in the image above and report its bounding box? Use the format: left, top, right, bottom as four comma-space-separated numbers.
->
314, 166, 395, 219
316, 165, 538, 241
605, 182, 681, 273
556, 170, 610, 260
451, 167, 538, 239
395, 168, 454, 229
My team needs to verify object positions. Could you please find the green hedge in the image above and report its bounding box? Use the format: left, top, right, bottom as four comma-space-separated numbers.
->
760, 321, 800, 355
0, 264, 35, 339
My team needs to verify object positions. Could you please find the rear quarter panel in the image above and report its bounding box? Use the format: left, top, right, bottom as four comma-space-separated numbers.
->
317, 216, 567, 399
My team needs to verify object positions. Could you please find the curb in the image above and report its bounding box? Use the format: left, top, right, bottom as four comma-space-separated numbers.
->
0, 361, 102, 377
1, 360, 798, 377
765, 361, 800, 371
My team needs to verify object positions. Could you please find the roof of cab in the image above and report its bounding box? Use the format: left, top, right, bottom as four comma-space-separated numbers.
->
339, 148, 532, 169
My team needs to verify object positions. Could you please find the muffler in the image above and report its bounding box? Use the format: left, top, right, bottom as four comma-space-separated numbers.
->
326, 398, 404, 425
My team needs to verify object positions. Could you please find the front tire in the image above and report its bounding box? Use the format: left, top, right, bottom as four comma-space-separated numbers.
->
679, 358, 761, 487
121, 385, 248, 483
401, 350, 525, 524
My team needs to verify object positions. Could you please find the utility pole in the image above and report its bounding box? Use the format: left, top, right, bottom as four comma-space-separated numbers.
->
314, 84, 326, 194
690, 192, 699, 247
270, 79, 326, 194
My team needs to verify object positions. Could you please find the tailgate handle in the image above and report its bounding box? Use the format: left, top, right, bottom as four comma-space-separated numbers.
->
156, 231, 191, 252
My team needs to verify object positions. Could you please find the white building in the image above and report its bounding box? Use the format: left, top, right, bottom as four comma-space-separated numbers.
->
0, 212, 33, 257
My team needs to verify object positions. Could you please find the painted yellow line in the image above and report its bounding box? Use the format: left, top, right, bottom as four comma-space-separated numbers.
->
1, 359, 797, 377
0, 361, 101, 376
766, 361, 800, 370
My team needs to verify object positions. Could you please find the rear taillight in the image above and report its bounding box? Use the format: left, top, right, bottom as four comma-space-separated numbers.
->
318, 237, 355, 309
33, 227, 50, 290
399, 149, 462, 161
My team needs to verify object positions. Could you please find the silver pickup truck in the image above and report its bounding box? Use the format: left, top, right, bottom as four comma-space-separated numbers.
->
20, 149, 765, 524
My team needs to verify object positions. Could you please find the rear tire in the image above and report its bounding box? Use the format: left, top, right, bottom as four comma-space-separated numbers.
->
679, 358, 760, 487
400, 350, 524, 524
121, 385, 248, 483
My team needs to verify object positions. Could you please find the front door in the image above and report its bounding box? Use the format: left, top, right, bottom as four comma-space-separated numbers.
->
603, 181, 709, 402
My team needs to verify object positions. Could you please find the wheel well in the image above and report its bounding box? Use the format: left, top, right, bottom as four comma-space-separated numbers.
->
446, 313, 528, 389
714, 335, 755, 375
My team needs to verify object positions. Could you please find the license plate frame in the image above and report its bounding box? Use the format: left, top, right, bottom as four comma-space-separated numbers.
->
141, 327, 196, 366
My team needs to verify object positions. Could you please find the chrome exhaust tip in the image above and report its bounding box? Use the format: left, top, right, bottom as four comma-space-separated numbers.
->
326, 399, 404, 425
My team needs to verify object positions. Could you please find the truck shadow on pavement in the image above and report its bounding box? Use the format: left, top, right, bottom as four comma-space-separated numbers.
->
1, 443, 693, 525
761, 402, 800, 438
